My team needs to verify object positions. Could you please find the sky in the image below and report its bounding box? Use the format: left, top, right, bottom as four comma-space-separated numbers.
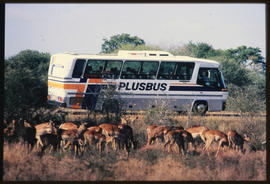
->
5, 3, 266, 59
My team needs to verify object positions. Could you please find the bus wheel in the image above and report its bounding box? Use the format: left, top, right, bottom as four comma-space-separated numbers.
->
192, 102, 207, 115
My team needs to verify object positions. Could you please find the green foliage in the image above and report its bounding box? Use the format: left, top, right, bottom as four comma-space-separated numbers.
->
226, 84, 265, 115
225, 46, 265, 66
4, 50, 50, 120
101, 33, 145, 54
218, 57, 251, 87
170, 41, 220, 58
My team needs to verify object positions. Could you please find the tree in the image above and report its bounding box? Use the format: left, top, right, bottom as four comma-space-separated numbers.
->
101, 33, 145, 53
4, 50, 50, 121
225, 46, 265, 71
170, 41, 220, 58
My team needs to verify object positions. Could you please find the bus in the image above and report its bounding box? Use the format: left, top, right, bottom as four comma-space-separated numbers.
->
47, 50, 228, 115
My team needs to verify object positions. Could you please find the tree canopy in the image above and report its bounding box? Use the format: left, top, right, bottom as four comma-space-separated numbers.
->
101, 33, 145, 54
4, 50, 50, 120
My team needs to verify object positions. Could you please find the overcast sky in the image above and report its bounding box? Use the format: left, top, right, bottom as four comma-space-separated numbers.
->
5, 3, 266, 59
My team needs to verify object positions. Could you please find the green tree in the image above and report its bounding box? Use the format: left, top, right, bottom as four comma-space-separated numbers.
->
4, 50, 50, 120
170, 41, 220, 58
217, 57, 251, 87
101, 33, 145, 53
225, 46, 265, 71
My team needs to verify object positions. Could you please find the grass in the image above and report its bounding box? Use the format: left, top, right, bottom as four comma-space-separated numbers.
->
3, 111, 267, 181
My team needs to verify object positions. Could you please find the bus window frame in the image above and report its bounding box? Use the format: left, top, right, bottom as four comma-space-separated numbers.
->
197, 67, 224, 90
120, 60, 159, 80
158, 61, 195, 81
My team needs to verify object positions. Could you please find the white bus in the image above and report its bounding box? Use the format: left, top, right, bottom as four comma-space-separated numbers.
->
47, 50, 228, 115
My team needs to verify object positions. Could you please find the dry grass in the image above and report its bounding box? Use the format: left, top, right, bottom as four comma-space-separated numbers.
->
3, 112, 266, 181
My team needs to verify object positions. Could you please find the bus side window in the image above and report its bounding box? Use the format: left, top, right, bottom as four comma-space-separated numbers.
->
102, 60, 123, 79
174, 62, 195, 80
140, 61, 159, 79
157, 62, 177, 80
84, 60, 105, 78
121, 61, 140, 79
72, 59, 86, 78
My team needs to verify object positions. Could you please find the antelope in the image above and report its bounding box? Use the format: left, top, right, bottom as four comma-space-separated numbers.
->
186, 126, 209, 148
201, 129, 229, 157
84, 126, 105, 153
146, 124, 183, 146
59, 122, 79, 130
4, 120, 17, 143
60, 123, 87, 156
227, 130, 250, 154
164, 129, 185, 155
146, 125, 171, 145
34, 120, 56, 148
118, 124, 136, 150
99, 123, 121, 151
22, 120, 37, 152
99, 123, 130, 154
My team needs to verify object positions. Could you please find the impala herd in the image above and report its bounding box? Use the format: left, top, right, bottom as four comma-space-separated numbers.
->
4, 116, 250, 157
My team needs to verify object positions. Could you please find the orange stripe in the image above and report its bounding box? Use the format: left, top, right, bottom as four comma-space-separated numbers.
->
48, 81, 86, 109
88, 78, 103, 83
48, 81, 86, 90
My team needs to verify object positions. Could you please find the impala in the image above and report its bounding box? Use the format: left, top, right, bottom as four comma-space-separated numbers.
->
118, 124, 136, 150
164, 129, 185, 155
84, 129, 106, 153
35, 121, 56, 148
60, 123, 87, 156
227, 130, 250, 154
99, 123, 121, 150
186, 125, 209, 147
146, 125, 171, 145
201, 129, 229, 157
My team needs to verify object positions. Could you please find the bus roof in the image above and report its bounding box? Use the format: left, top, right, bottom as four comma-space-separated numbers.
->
53, 50, 220, 65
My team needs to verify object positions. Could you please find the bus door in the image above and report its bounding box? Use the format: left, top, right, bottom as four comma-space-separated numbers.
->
82, 59, 122, 110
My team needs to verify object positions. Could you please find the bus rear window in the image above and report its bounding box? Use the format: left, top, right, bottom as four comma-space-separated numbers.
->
72, 59, 86, 78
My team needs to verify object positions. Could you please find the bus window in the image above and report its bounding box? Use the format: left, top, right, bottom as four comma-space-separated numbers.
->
197, 68, 223, 89
139, 61, 159, 79
84, 60, 105, 78
72, 59, 86, 78
157, 62, 177, 79
174, 62, 195, 80
121, 61, 141, 79
102, 60, 123, 79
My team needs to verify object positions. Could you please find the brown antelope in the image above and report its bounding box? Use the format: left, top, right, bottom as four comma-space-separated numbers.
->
59, 122, 79, 130
118, 124, 136, 150
60, 123, 87, 156
146, 125, 171, 145
84, 126, 105, 153
35, 121, 56, 148
164, 129, 185, 155
99, 123, 121, 151
201, 129, 229, 157
227, 130, 250, 154
186, 126, 209, 147
84, 130, 106, 153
